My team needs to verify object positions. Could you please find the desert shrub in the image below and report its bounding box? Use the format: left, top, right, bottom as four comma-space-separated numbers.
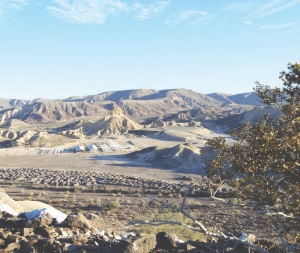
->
172, 203, 179, 208
37, 193, 44, 201
88, 198, 94, 206
193, 201, 202, 207
228, 198, 238, 205
104, 186, 111, 193
53, 199, 62, 205
96, 198, 102, 207
41, 191, 48, 196
87, 198, 95, 211
74, 186, 86, 193
106, 198, 121, 210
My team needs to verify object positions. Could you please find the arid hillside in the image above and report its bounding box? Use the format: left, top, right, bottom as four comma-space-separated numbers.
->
0, 89, 259, 125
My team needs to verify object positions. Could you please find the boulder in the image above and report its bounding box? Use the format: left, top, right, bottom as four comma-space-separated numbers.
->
35, 227, 55, 237
156, 232, 177, 251
21, 228, 33, 237
26, 212, 52, 228
5, 242, 21, 252
109, 234, 156, 253
20, 246, 36, 253
63, 213, 91, 229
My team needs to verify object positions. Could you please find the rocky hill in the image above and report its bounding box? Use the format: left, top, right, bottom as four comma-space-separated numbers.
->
0, 100, 114, 123
128, 143, 203, 168
60, 108, 142, 138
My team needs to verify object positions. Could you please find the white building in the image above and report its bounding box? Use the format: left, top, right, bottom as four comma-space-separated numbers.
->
75, 145, 85, 152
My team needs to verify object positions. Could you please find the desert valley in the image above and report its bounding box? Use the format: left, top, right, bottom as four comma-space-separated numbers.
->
0, 88, 291, 253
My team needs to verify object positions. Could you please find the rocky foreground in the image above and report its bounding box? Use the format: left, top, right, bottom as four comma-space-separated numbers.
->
0, 206, 284, 253
0, 184, 288, 253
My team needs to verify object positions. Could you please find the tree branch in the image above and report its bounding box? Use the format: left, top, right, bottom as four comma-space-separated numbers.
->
146, 195, 268, 253
133, 217, 268, 253
180, 182, 194, 211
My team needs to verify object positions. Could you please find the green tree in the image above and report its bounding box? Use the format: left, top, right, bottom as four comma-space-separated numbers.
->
205, 63, 300, 243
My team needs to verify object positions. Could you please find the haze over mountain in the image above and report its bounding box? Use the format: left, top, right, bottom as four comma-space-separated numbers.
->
0, 99, 28, 109
207, 92, 262, 106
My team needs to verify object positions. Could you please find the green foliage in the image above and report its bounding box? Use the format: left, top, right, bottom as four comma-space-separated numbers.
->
106, 198, 121, 210
205, 62, 300, 243
228, 198, 238, 205
136, 211, 207, 241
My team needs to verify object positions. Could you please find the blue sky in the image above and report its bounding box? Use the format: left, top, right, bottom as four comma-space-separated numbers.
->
0, 0, 299, 100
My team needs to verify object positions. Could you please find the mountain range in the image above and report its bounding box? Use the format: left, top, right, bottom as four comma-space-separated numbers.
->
0, 89, 264, 125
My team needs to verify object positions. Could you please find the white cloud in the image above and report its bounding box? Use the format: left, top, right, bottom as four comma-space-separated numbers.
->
224, 2, 252, 12
47, 0, 170, 24
132, 1, 170, 20
47, 0, 127, 24
259, 0, 298, 17
259, 22, 295, 30
243, 20, 295, 30
249, 0, 299, 18
0, 0, 28, 17
166, 9, 208, 26
243, 21, 257, 26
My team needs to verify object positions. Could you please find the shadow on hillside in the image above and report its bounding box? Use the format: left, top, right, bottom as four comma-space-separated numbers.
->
88, 154, 204, 175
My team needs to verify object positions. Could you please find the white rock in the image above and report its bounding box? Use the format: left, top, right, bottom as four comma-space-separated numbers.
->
25, 207, 67, 224
121, 232, 135, 239
114, 234, 122, 240
0, 203, 19, 216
